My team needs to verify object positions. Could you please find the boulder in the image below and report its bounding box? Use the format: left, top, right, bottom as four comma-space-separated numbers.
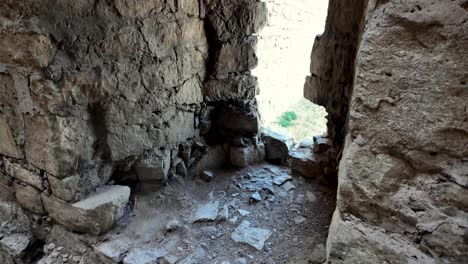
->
204, 74, 258, 102
42, 185, 130, 235
262, 129, 290, 165
289, 147, 322, 178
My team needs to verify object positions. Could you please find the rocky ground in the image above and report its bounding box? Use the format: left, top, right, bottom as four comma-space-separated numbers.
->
89, 163, 335, 264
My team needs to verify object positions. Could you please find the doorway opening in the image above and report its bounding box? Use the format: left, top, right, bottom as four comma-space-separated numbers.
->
253, 0, 329, 142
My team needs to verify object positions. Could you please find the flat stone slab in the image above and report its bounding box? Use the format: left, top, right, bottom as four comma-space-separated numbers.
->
231, 220, 272, 250
43, 185, 130, 235
192, 200, 219, 222
123, 248, 168, 264
272, 174, 292, 186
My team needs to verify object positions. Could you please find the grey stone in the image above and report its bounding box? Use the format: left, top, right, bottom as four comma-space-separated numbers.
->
249, 191, 262, 203
230, 143, 265, 168
4, 159, 43, 190
192, 200, 219, 223
165, 219, 182, 232
231, 220, 272, 250
123, 248, 167, 264
262, 129, 290, 165
0, 115, 22, 158
43, 185, 130, 235
309, 244, 326, 264
282, 181, 295, 191
237, 209, 251, 217
204, 75, 258, 102
135, 154, 171, 182
195, 145, 227, 173
160, 255, 179, 264
96, 237, 133, 263
313, 136, 331, 154
289, 148, 322, 178
234, 258, 247, 264
178, 245, 207, 264
272, 174, 292, 186
214, 37, 258, 76
0, 233, 30, 257
217, 204, 229, 221
200, 170, 215, 182
0, 33, 56, 68
13, 181, 45, 214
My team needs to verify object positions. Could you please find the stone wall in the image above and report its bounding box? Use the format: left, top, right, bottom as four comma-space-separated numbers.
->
327, 0, 468, 263
303, 0, 368, 179
0, 0, 266, 261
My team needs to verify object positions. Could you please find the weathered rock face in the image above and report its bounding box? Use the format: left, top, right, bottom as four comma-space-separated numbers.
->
327, 0, 468, 263
303, 0, 368, 178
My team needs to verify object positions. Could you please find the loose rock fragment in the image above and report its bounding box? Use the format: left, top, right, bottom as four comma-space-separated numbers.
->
231, 220, 272, 250
192, 200, 219, 222
123, 248, 167, 264
237, 209, 251, 217
200, 170, 215, 182
272, 174, 292, 186
249, 191, 262, 203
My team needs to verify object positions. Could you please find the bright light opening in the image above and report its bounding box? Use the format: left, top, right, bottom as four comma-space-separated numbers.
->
253, 0, 329, 142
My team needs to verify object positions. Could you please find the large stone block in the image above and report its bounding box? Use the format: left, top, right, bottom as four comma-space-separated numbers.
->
262, 129, 290, 165
230, 142, 265, 168
134, 151, 171, 182
13, 181, 44, 215
214, 37, 258, 76
0, 33, 56, 68
207, 1, 267, 41
289, 147, 321, 178
174, 77, 203, 105
204, 74, 258, 102
0, 115, 22, 159
213, 104, 260, 139
42, 185, 130, 235
4, 159, 43, 190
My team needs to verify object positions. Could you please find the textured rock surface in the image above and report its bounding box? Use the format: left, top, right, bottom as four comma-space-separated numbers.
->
262, 129, 290, 165
303, 0, 368, 178
0, 0, 267, 251
327, 0, 468, 263
43, 185, 130, 235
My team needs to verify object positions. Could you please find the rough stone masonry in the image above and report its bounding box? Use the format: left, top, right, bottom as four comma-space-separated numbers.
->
0, 0, 268, 262
0, 0, 467, 263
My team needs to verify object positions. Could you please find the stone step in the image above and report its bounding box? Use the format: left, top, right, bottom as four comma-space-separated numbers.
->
42, 185, 130, 235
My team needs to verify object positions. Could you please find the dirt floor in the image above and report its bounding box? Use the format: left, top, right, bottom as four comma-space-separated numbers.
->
98, 163, 336, 264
